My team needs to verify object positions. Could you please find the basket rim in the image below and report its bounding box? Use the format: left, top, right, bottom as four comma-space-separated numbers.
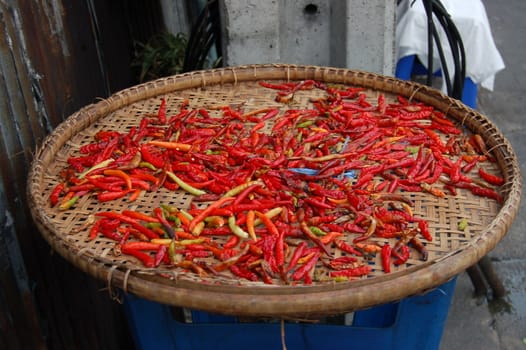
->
27, 64, 522, 317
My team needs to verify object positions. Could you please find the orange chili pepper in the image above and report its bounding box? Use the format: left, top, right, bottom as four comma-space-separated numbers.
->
320, 231, 343, 244
246, 210, 257, 241
188, 197, 235, 234
254, 210, 279, 236
104, 169, 132, 190
147, 140, 192, 152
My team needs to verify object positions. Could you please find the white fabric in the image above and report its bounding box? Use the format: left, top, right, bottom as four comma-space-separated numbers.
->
396, 0, 505, 91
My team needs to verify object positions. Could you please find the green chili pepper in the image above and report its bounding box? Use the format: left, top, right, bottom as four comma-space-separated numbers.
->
78, 158, 114, 179
167, 215, 181, 226
458, 218, 468, 231
309, 226, 327, 236
59, 196, 79, 210
168, 240, 181, 264
253, 207, 283, 226
166, 171, 206, 196
222, 180, 263, 198
179, 209, 194, 221
160, 203, 178, 214
146, 222, 162, 229
405, 146, 420, 154
297, 120, 314, 128
139, 161, 157, 171
228, 215, 249, 239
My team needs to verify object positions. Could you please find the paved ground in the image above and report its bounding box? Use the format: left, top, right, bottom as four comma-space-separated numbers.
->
440, 1, 526, 349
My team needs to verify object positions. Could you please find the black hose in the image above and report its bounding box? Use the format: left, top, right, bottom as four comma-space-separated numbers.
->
421, 0, 466, 100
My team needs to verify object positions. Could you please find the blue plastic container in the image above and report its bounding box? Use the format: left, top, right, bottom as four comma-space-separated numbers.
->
123, 61, 464, 349
396, 54, 478, 108
123, 277, 456, 350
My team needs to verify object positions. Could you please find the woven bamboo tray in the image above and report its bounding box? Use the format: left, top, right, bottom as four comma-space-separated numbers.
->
27, 64, 521, 318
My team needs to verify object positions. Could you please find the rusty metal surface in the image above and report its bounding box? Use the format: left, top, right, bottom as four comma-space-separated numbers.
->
0, 0, 165, 348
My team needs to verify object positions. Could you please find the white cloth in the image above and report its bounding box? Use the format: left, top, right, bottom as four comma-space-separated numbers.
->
396, 0, 505, 91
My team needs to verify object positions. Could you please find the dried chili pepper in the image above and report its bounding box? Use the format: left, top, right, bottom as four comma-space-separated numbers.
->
291, 251, 320, 282
329, 265, 371, 279
393, 245, 410, 265
469, 185, 503, 203
96, 211, 159, 240
50, 183, 65, 207
300, 221, 331, 256
121, 246, 155, 268
478, 168, 505, 186
228, 215, 249, 239
58, 77, 508, 284
381, 243, 392, 273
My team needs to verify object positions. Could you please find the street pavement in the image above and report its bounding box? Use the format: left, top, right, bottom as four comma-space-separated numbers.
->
440, 1, 526, 349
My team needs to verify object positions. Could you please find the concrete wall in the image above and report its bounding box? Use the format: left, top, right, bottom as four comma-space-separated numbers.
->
220, 0, 396, 76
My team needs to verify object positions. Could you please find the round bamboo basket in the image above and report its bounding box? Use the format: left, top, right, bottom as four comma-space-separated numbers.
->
27, 64, 521, 318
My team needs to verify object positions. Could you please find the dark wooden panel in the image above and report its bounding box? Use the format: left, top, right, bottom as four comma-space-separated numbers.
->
0, 0, 166, 349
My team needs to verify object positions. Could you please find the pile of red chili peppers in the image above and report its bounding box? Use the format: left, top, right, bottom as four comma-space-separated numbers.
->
50, 79, 505, 284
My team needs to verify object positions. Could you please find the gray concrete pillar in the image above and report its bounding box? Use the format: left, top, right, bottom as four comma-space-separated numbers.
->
220, 0, 396, 75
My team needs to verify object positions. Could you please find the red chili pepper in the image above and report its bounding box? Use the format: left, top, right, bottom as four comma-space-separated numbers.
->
154, 245, 167, 267
469, 185, 503, 203
157, 98, 167, 124
96, 211, 160, 240
79, 141, 107, 154
329, 265, 371, 278
232, 183, 262, 205
425, 162, 443, 184
291, 251, 320, 281
94, 137, 119, 164
303, 197, 334, 210
286, 241, 307, 272
381, 243, 392, 273
140, 144, 165, 169
393, 245, 410, 265
223, 235, 240, 249
449, 158, 462, 183
444, 184, 457, 196
68, 183, 96, 192
97, 190, 130, 202
230, 265, 259, 281
98, 224, 122, 241
478, 168, 505, 186
387, 177, 399, 193
333, 239, 363, 257
50, 183, 65, 207
89, 219, 103, 240
121, 246, 155, 268
353, 172, 375, 189
258, 81, 292, 90
418, 220, 433, 242
461, 158, 478, 173
275, 230, 285, 268
260, 235, 278, 273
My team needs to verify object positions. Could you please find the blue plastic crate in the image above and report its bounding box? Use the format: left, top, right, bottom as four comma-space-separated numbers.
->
396, 55, 478, 109
123, 277, 456, 350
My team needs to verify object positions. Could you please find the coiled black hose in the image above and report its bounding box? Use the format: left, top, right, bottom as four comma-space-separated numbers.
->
420, 0, 466, 99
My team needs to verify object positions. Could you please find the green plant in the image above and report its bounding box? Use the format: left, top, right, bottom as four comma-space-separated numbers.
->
131, 32, 188, 83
